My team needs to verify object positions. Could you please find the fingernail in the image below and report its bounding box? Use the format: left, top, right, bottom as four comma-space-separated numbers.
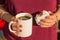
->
19, 30, 22, 32
19, 25, 22, 27
48, 11, 51, 13
38, 22, 40, 25
45, 16, 49, 18
40, 20, 43, 21
11, 17, 15, 21
16, 19, 18, 22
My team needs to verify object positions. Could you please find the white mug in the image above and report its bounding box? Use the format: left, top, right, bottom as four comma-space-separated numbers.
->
9, 13, 33, 37
35, 10, 50, 25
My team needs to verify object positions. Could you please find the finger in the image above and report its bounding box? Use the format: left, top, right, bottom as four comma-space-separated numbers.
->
40, 22, 52, 28
11, 22, 21, 30
45, 16, 57, 23
16, 23, 22, 32
45, 19, 56, 23
11, 23, 18, 31
17, 24, 22, 29
40, 20, 51, 26
40, 19, 56, 26
11, 17, 16, 21
19, 24, 22, 28
40, 19, 54, 23
48, 11, 53, 15
16, 25, 22, 32
40, 23, 51, 28
45, 16, 55, 20
40, 20, 56, 28
12, 32, 19, 37
49, 21, 56, 26
11, 17, 18, 22
17, 29, 22, 32
40, 24, 49, 27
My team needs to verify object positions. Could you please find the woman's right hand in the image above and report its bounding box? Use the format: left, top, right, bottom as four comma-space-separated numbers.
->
11, 17, 22, 37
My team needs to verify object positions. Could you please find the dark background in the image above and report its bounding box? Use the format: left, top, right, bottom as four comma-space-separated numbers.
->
58, 21, 60, 40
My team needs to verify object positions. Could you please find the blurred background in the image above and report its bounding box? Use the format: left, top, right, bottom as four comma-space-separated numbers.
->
57, 21, 60, 40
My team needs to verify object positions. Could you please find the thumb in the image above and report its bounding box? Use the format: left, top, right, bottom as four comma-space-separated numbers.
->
43, 10, 52, 15
48, 11, 53, 15
11, 17, 18, 22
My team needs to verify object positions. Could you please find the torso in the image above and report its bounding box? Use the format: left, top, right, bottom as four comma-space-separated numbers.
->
5, 0, 57, 14
3, 0, 57, 40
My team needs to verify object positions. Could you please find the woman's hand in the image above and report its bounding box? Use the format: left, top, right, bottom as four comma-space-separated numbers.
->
11, 17, 22, 37
39, 11, 57, 28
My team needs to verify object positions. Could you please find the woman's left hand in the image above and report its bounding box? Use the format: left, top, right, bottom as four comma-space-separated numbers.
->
39, 11, 57, 28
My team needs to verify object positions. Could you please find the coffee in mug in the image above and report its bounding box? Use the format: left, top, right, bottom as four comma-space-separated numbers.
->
18, 16, 31, 20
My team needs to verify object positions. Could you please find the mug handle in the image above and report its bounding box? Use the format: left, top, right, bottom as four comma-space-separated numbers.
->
9, 21, 16, 32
